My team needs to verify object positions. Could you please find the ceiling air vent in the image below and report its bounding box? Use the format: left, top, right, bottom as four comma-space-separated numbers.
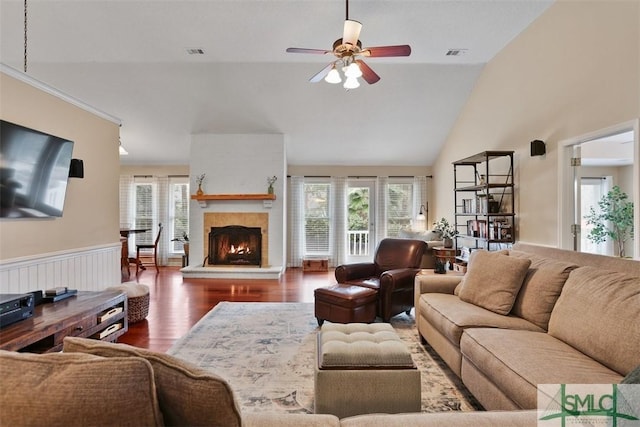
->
186, 48, 205, 55
446, 49, 467, 56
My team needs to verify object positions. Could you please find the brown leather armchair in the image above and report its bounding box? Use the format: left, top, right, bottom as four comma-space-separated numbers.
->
334, 238, 427, 322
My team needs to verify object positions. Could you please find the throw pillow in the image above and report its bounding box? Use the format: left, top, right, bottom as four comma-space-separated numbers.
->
457, 250, 531, 315
548, 267, 640, 375
63, 337, 242, 427
0, 350, 162, 427
509, 250, 578, 330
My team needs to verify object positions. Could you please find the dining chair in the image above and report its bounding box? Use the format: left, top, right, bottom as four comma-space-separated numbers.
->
136, 223, 163, 274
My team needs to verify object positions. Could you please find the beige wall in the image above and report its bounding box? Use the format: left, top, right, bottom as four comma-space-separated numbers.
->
432, 0, 639, 247
0, 71, 121, 260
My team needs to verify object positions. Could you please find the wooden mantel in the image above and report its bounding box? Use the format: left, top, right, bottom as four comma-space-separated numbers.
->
191, 193, 276, 208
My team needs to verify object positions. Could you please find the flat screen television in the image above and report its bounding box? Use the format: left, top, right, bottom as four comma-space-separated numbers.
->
0, 120, 75, 218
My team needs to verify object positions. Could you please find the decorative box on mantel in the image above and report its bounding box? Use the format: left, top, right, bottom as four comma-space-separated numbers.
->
191, 194, 276, 208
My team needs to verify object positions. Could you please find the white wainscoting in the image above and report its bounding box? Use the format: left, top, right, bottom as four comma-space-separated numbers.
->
0, 243, 122, 294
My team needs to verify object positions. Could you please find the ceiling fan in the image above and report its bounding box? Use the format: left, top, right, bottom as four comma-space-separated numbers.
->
286, 0, 411, 89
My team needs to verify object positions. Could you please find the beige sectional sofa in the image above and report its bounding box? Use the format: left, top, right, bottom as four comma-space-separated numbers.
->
0, 337, 537, 427
2, 243, 637, 426
415, 243, 640, 411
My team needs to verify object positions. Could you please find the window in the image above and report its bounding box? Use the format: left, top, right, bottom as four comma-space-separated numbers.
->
134, 181, 154, 245
304, 182, 330, 255
169, 178, 189, 253
581, 177, 611, 255
289, 176, 426, 267
386, 181, 413, 237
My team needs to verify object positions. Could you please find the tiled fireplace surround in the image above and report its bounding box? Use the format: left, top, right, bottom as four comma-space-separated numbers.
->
204, 212, 269, 267
181, 134, 286, 279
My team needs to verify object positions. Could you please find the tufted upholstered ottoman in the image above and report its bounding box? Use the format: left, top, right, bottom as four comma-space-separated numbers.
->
314, 322, 421, 418
314, 284, 377, 326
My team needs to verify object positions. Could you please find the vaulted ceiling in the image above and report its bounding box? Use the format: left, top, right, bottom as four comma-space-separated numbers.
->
0, 0, 553, 166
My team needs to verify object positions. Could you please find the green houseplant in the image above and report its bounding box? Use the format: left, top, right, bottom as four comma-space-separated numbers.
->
433, 217, 458, 248
171, 232, 190, 256
584, 185, 634, 257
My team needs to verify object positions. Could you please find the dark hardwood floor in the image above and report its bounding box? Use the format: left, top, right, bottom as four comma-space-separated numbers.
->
119, 267, 334, 352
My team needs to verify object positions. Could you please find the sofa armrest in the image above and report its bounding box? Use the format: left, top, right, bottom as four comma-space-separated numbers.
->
413, 272, 464, 309
380, 268, 421, 292
335, 263, 376, 282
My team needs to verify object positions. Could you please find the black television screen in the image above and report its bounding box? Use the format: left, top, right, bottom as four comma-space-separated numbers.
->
0, 120, 74, 218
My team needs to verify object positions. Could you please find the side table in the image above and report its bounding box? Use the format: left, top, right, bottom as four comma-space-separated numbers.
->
432, 246, 459, 270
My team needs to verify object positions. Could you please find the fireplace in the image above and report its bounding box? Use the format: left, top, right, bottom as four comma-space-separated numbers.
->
208, 225, 262, 267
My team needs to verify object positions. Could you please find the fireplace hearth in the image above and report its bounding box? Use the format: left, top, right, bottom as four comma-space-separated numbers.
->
208, 225, 262, 267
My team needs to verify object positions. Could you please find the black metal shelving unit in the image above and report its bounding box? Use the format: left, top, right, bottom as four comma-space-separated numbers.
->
453, 151, 515, 258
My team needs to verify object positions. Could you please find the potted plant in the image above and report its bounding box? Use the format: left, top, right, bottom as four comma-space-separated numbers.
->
433, 217, 458, 248
195, 174, 206, 196
171, 232, 190, 257
584, 185, 634, 257
267, 176, 277, 194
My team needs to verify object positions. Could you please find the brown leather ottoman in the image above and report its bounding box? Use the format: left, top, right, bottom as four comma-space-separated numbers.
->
314, 284, 377, 326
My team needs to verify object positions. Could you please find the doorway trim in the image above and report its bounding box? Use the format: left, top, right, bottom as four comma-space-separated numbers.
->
557, 119, 639, 259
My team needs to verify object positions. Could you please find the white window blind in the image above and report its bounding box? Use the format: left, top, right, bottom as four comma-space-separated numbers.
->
134, 180, 155, 245
304, 182, 330, 255
169, 178, 190, 253
387, 181, 413, 237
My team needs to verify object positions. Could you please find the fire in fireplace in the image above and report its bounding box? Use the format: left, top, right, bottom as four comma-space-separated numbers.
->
208, 225, 262, 266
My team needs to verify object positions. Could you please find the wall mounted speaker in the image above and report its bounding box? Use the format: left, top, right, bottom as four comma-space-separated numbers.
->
69, 159, 84, 178
530, 140, 546, 157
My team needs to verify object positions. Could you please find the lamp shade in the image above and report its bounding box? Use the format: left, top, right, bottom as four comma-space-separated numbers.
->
413, 204, 427, 231
344, 62, 362, 78
119, 141, 128, 155
343, 20, 362, 46
325, 66, 342, 84
343, 76, 360, 89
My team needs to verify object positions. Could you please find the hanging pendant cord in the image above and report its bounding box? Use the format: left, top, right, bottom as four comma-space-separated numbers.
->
345, 0, 349, 20
23, 0, 28, 73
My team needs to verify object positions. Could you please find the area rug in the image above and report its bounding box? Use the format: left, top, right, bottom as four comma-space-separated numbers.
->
168, 301, 480, 414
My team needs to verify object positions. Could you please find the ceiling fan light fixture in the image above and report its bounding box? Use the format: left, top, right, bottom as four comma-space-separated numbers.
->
344, 62, 362, 78
342, 19, 362, 46
325, 66, 342, 84
343, 76, 360, 89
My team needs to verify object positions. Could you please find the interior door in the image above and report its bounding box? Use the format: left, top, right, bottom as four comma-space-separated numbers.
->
561, 126, 636, 258
346, 180, 376, 263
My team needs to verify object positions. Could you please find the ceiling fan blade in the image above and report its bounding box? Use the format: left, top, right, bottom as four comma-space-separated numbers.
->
362, 45, 412, 57
355, 60, 381, 84
286, 47, 331, 55
343, 20, 362, 46
309, 63, 335, 83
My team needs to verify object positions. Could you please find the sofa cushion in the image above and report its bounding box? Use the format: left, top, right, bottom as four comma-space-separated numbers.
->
457, 251, 531, 315
419, 293, 544, 348
63, 337, 242, 427
460, 328, 623, 409
0, 349, 163, 427
548, 266, 640, 375
508, 250, 578, 330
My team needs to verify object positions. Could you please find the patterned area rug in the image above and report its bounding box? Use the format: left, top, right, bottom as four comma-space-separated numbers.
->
168, 301, 480, 414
